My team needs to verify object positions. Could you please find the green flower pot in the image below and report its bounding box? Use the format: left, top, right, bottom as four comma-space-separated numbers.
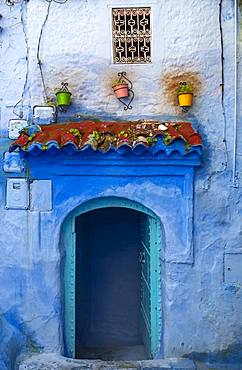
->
56, 91, 72, 106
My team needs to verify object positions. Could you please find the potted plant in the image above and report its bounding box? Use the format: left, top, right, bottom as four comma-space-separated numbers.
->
112, 78, 129, 99
55, 82, 72, 108
177, 82, 193, 108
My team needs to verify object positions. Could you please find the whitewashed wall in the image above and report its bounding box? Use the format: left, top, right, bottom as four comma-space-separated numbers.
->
0, 0, 241, 369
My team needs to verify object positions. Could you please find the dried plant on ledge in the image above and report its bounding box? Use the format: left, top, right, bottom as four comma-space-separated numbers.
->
10, 120, 202, 154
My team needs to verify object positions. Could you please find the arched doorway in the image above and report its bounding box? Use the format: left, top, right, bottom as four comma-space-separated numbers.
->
62, 197, 163, 360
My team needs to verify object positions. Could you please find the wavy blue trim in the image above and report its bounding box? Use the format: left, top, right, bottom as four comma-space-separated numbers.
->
15, 137, 202, 158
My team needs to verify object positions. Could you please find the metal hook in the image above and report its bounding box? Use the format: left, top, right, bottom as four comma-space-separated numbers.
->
116, 72, 135, 110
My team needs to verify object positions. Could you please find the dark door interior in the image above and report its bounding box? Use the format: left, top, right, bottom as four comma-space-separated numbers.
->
75, 207, 148, 360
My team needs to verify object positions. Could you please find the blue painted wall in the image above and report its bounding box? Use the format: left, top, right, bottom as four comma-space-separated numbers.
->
0, 0, 241, 369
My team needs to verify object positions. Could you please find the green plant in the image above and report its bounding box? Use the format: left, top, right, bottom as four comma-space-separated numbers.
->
91, 130, 101, 141
118, 130, 128, 138
46, 96, 56, 105
163, 132, 172, 145
112, 78, 128, 87
69, 128, 82, 139
146, 137, 158, 145
177, 82, 193, 95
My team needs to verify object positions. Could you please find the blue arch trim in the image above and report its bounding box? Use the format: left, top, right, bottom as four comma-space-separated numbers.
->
65, 196, 159, 221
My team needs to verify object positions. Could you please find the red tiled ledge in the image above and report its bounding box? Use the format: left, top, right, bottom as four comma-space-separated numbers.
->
10, 120, 202, 154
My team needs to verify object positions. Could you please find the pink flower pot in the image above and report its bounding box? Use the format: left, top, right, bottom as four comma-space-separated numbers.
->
112, 83, 129, 99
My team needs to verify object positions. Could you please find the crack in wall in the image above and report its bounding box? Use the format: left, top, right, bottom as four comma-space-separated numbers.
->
17, 0, 30, 119
203, 0, 230, 191
37, 1, 52, 103
219, 0, 228, 171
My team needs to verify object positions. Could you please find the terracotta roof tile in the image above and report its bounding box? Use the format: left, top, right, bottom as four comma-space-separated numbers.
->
10, 120, 202, 154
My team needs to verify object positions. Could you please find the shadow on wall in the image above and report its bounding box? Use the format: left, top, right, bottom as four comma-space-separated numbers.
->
184, 341, 242, 365
0, 267, 45, 369
0, 309, 27, 370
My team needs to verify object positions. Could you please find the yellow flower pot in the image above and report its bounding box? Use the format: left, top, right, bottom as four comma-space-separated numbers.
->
178, 93, 193, 107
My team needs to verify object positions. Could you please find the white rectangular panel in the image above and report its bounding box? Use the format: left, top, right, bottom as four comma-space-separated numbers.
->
33, 105, 56, 125
8, 119, 28, 140
30, 180, 52, 211
6, 178, 29, 209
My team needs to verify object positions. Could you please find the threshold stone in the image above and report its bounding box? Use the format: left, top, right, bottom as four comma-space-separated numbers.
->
17, 353, 196, 370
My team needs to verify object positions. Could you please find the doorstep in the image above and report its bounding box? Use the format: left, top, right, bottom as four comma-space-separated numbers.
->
17, 353, 196, 370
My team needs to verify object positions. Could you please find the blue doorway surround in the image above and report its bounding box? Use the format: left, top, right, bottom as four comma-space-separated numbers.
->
15, 125, 201, 359
62, 196, 163, 360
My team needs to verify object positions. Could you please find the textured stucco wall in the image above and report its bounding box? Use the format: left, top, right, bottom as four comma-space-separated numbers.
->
0, 0, 241, 369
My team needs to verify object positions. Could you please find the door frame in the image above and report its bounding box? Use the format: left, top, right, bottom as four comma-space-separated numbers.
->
62, 196, 163, 359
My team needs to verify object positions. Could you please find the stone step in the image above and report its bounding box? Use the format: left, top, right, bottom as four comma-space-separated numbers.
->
17, 353, 196, 370
195, 362, 242, 370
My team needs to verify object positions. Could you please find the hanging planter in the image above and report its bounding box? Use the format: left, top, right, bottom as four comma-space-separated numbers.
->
177, 82, 193, 112
111, 72, 134, 110
112, 80, 129, 99
56, 82, 72, 112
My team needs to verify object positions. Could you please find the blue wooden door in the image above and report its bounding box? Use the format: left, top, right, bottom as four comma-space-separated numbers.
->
140, 215, 161, 358
63, 215, 76, 358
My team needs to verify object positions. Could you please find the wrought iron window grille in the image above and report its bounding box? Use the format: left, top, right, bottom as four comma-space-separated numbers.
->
112, 7, 152, 64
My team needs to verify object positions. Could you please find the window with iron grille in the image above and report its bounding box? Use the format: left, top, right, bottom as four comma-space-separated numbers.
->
112, 7, 152, 64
